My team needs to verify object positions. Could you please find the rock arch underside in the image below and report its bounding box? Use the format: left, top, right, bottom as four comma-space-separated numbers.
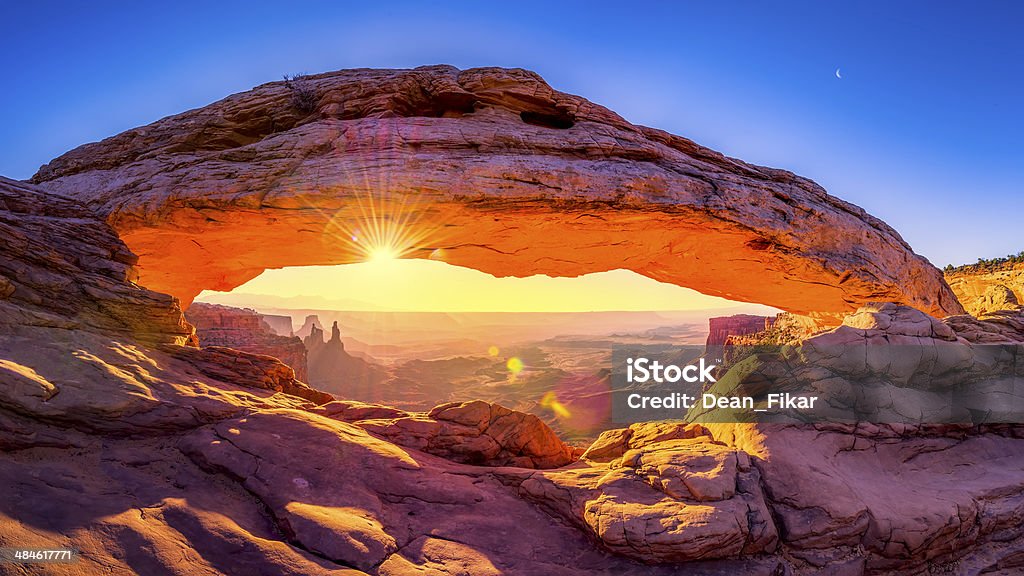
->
33, 65, 963, 318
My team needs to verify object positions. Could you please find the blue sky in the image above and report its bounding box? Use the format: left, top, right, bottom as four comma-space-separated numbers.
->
1, 1, 1020, 267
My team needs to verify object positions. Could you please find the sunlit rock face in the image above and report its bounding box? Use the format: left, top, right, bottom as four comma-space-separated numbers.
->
947, 263, 1024, 316
32, 66, 962, 318
2, 175, 1024, 573
706, 315, 772, 348
316, 399, 577, 468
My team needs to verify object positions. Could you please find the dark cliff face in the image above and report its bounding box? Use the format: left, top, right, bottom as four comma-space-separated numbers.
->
186, 303, 309, 382
0, 176, 194, 346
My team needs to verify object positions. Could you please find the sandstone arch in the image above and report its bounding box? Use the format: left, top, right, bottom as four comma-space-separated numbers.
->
32, 66, 963, 317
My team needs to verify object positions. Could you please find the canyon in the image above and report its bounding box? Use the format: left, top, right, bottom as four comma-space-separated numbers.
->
1, 66, 1022, 575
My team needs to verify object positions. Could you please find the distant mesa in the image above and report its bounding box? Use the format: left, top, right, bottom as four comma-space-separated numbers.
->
705, 314, 772, 348
260, 313, 294, 336
295, 314, 324, 339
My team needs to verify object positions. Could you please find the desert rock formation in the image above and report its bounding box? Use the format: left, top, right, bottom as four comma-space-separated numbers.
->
705, 303, 1024, 422
260, 312, 296, 336
6, 67, 1024, 575
705, 314, 772, 347
186, 302, 309, 381
0, 178, 331, 441
947, 262, 1024, 316
296, 314, 324, 339
316, 399, 576, 468
0, 177, 193, 347
303, 321, 386, 396
32, 66, 962, 319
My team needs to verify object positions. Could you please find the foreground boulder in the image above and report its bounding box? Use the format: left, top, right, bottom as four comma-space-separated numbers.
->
316, 399, 575, 468
508, 426, 778, 563
581, 421, 713, 463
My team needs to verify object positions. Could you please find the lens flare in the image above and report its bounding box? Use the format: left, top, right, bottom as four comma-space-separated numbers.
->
506, 356, 525, 383
488, 345, 500, 357
506, 356, 524, 374
540, 391, 572, 419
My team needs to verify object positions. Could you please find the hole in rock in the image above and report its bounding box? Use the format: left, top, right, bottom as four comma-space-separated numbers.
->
191, 260, 778, 446
520, 110, 575, 129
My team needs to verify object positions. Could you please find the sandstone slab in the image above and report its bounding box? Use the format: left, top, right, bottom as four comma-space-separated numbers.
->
514, 431, 777, 563
321, 399, 575, 468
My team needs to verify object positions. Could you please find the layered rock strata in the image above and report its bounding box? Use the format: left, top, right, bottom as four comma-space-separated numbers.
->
946, 262, 1024, 316
706, 314, 772, 347
0, 178, 331, 444
186, 302, 309, 381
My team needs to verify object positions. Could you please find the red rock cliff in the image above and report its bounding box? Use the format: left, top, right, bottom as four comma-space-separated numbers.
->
705, 314, 772, 347
186, 303, 309, 382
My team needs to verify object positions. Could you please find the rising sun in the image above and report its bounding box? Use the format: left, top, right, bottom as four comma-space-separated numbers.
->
368, 245, 400, 262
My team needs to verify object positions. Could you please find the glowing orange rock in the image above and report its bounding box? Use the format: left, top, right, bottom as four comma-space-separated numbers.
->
33, 66, 963, 318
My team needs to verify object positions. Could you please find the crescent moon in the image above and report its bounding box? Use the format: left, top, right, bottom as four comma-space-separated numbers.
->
835, 68, 842, 79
